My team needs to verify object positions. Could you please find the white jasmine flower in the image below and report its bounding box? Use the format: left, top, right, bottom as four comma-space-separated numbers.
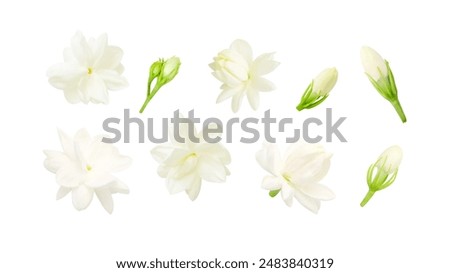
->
151, 119, 231, 200
210, 39, 279, 112
360, 46, 407, 123
360, 145, 403, 207
47, 32, 128, 104
296, 67, 338, 111
44, 129, 131, 213
256, 142, 335, 213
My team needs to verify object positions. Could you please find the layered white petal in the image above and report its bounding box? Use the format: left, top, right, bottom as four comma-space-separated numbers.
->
255, 142, 282, 176
294, 191, 321, 214
246, 87, 260, 110
251, 53, 279, 76
186, 176, 202, 201
230, 39, 253, 64
231, 90, 245, 113
96, 188, 114, 214
300, 183, 335, 200
251, 77, 276, 92
56, 186, 71, 200
261, 176, 283, 190
97, 70, 128, 90
71, 184, 94, 211
197, 157, 227, 182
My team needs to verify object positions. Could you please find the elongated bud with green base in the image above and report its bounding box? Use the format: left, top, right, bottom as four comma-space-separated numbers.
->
360, 145, 403, 207
296, 67, 338, 111
360, 46, 407, 123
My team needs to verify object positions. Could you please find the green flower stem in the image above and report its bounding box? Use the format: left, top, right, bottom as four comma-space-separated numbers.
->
360, 190, 375, 207
139, 84, 161, 113
391, 99, 407, 123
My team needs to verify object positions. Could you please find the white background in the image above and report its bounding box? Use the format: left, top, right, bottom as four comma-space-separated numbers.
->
1, 0, 449, 272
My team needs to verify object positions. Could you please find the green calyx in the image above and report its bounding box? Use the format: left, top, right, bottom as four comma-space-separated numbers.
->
296, 81, 329, 112
360, 161, 399, 207
365, 61, 407, 123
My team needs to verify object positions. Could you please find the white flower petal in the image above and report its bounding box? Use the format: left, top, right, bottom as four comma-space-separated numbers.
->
223, 61, 249, 82
91, 33, 108, 65
97, 70, 128, 91
230, 39, 253, 64
186, 176, 202, 201
56, 186, 71, 200
95, 46, 124, 70
166, 172, 197, 194
251, 77, 276, 92
281, 185, 294, 207
289, 153, 331, 185
218, 49, 249, 69
85, 173, 117, 188
151, 145, 174, 163
109, 180, 129, 194
43, 150, 69, 173
63, 88, 82, 103
231, 90, 245, 113
255, 142, 282, 176
251, 53, 279, 76
216, 85, 243, 103
79, 74, 109, 104
71, 184, 94, 211
57, 129, 75, 158
197, 156, 227, 183
360, 46, 387, 80
47, 63, 86, 90
246, 88, 260, 110
261, 176, 283, 190
71, 31, 92, 67
55, 164, 84, 187
63, 47, 76, 62
300, 183, 335, 201
196, 143, 231, 164
96, 188, 114, 214
294, 190, 321, 214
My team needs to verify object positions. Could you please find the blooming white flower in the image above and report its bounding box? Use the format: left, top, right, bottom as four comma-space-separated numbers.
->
210, 39, 279, 112
151, 119, 231, 200
360, 145, 403, 207
360, 46, 407, 123
256, 142, 335, 213
44, 129, 131, 213
47, 32, 128, 104
296, 67, 338, 111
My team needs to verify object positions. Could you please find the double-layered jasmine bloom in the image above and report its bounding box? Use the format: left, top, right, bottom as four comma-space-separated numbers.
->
151, 120, 231, 200
360, 145, 403, 207
360, 46, 407, 123
256, 142, 335, 213
210, 39, 279, 112
44, 129, 131, 213
296, 67, 338, 111
47, 32, 128, 104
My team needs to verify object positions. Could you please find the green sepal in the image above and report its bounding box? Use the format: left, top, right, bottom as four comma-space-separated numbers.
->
269, 189, 281, 197
296, 81, 329, 111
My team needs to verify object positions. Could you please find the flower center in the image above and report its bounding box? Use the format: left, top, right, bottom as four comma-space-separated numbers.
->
282, 173, 292, 184
86, 164, 92, 171
87, 67, 93, 75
